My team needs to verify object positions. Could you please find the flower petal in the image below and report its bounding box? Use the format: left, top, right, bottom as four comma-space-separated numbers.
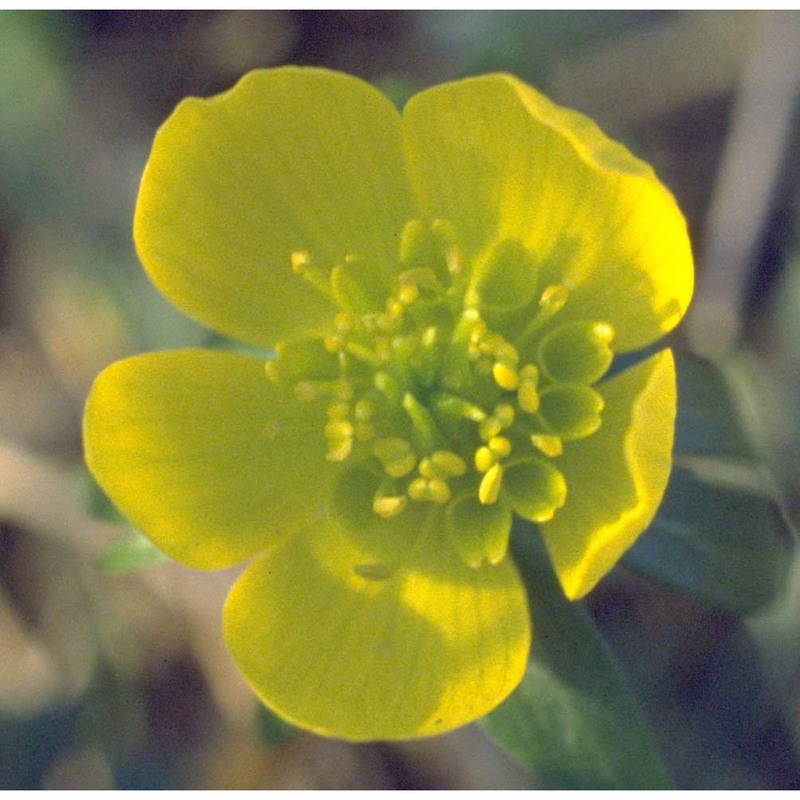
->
401, 74, 693, 352
223, 511, 530, 741
135, 67, 416, 348
83, 349, 335, 569
538, 349, 676, 599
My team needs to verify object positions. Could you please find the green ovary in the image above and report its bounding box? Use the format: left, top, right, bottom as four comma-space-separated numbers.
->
268, 220, 615, 568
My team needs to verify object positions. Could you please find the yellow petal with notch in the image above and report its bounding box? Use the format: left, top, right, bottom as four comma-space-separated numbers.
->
401, 74, 693, 353
135, 67, 415, 348
223, 512, 530, 741
538, 349, 676, 599
84, 349, 335, 569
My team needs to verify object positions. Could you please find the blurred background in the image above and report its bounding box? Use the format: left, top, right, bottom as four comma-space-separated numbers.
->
1, 9, 799, 789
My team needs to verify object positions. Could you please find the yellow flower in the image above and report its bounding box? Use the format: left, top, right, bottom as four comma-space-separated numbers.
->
83, 68, 693, 741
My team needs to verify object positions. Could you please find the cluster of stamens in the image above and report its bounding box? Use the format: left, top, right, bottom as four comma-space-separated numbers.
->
268, 219, 615, 547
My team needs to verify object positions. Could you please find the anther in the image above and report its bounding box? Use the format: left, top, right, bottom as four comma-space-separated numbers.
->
325, 418, 354, 441
354, 397, 375, 421
474, 446, 495, 473
334, 311, 353, 333
488, 436, 512, 459
430, 450, 467, 477
373, 495, 407, 519
517, 364, 540, 414
398, 267, 444, 294
344, 341, 383, 367
398, 283, 419, 305
430, 393, 487, 428
402, 392, 441, 451
427, 478, 451, 504
492, 361, 519, 391
327, 401, 349, 420
493, 404, 515, 429
407, 477, 429, 502
373, 437, 416, 478
407, 476, 451, 504
478, 463, 504, 505
326, 438, 353, 462
323, 333, 345, 353
374, 371, 403, 405
418, 457, 437, 479
291, 250, 310, 273
290, 250, 331, 297
516, 284, 571, 350
540, 284, 570, 312
479, 416, 503, 442
531, 433, 563, 457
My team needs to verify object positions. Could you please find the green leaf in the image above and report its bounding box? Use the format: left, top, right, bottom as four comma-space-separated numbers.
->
481, 525, 672, 789
94, 530, 168, 574
624, 467, 794, 615
673, 350, 756, 460
79, 467, 127, 524
624, 350, 796, 615
255, 702, 298, 747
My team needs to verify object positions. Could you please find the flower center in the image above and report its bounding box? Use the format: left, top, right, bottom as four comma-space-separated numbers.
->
268, 220, 615, 565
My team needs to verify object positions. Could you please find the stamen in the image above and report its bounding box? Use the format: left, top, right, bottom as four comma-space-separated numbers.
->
334, 312, 353, 333
374, 371, 404, 405
323, 333, 345, 353
290, 220, 606, 525
429, 450, 467, 477
402, 392, 441, 451
373, 437, 417, 478
398, 267, 445, 294
488, 436, 512, 459
428, 478, 452, 504
479, 416, 503, 442
353, 397, 375, 421
492, 360, 519, 391
324, 418, 354, 440
324, 418, 355, 462
345, 341, 383, 367
531, 433, 563, 457
517, 365, 540, 413
327, 401, 349, 419
290, 250, 331, 297
430, 392, 487, 425
407, 477, 429, 502
478, 463, 504, 505
516, 283, 570, 349
407, 476, 452, 505
398, 283, 419, 305
493, 404, 515, 429
474, 446, 495, 473
373, 495, 407, 519
326, 437, 353, 462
